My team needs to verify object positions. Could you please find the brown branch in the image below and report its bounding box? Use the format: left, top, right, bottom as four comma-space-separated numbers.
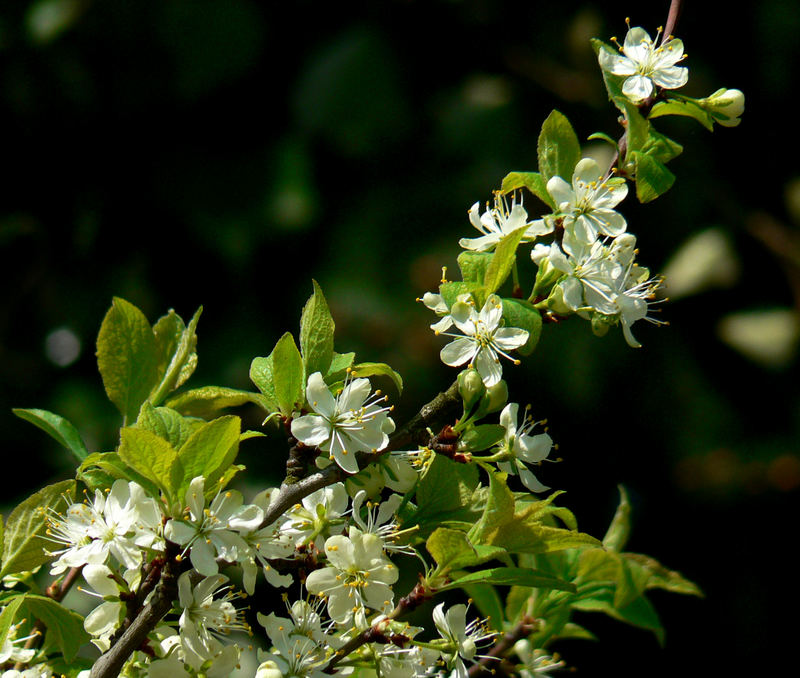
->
662, 0, 684, 44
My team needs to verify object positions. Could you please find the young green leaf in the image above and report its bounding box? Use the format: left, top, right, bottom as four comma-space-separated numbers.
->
12, 408, 89, 463
439, 281, 485, 309
649, 98, 715, 131
603, 485, 631, 552
149, 306, 202, 406
325, 351, 356, 383
350, 362, 403, 395
0, 479, 76, 578
631, 151, 675, 203
117, 427, 179, 503
622, 553, 703, 597
249, 355, 279, 411
500, 171, 556, 210
537, 110, 581, 182
469, 468, 515, 543
76, 452, 161, 498
271, 332, 305, 416
175, 415, 241, 496
21, 594, 90, 662
0, 595, 24, 648
165, 386, 272, 419
457, 251, 493, 286
442, 567, 576, 593
459, 424, 505, 453
96, 297, 160, 423
484, 226, 530, 296
500, 299, 542, 356
136, 402, 201, 449
299, 280, 336, 377
427, 527, 476, 574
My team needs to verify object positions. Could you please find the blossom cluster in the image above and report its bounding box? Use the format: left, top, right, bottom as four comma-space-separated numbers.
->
37, 467, 508, 678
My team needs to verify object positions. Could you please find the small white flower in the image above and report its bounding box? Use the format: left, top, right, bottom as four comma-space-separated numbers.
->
79, 563, 140, 651
459, 193, 547, 252
497, 403, 554, 493
598, 26, 688, 102
543, 158, 628, 244
280, 482, 348, 552
177, 572, 247, 673
420, 292, 473, 333
514, 639, 565, 677
432, 602, 496, 678
305, 527, 398, 624
291, 371, 395, 474
0, 617, 37, 665
437, 295, 529, 387
165, 477, 263, 576
351, 491, 415, 556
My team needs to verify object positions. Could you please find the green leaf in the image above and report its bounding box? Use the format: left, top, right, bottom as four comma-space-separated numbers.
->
21, 594, 90, 662
76, 452, 160, 497
500, 171, 555, 209
457, 251, 493, 286
165, 386, 272, 418
96, 297, 160, 422
410, 455, 481, 537
350, 362, 403, 396
537, 110, 581, 182
0, 595, 24, 647
136, 402, 201, 449
603, 485, 631, 552
271, 332, 305, 416
175, 415, 241, 496
439, 281, 485, 309
149, 307, 202, 406
622, 553, 703, 597
117, 427, 179, 503
571, 586, 665, 645
325, 351, 356, 383
484, 510, 600, 555
590, 39, 628, 113
484, 227, 530, 296
462, 584, 505, 630
469, 468, 515, 543
622, 100, 649, 155
649, 98, 715, 131
642, 130, 683, 165
631, 151, 675, 203
249, 356, 279, 411
12, 408, 88, 462
443, 566, 576, 593
0, 480, 76, 578
587, 132, 618, 148
459, 424, 505, 453
500, 299, 542, 356
427, 527, 476, 573
300, 280, 336, 377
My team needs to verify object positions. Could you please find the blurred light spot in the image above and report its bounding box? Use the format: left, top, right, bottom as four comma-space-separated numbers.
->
766, 454, 800, 491
462, 75, 512, 109
717, 308, 800, 368
45, 327, 81, 367
661, 228, 739, 300
26, 0, 84, 44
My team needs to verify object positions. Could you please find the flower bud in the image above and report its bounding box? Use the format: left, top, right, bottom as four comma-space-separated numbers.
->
483, 380, 508, 414
591, 312, 615, 337
547, 283, 574, 316
458, 368, 486, 410
699, 88, 745, 127
345, 463, 384, 499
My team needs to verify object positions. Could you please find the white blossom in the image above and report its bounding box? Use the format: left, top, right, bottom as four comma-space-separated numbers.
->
432, 602, 495, 678
514, 639, 565, 677
540, 158, 628, 244
164, 476, 263, 576
280, 482, 348, 552
291, 371, 395, 474
459, 193, 547, 252
437, 295, 528, 387
497, 403, 554, 493
598, 26, 688, 102
305, 527, 398, 624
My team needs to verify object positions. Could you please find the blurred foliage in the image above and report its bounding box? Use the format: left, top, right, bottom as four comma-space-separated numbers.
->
1, 0, 799, 675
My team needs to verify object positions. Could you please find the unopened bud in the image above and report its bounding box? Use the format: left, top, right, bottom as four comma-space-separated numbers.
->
547, 283, 574, 316
699, 88, 745, 127
458, 368, 485, 410
483, 380, 508, 414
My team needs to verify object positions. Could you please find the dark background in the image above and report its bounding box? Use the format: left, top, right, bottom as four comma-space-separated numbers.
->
1, 0, 798, 675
